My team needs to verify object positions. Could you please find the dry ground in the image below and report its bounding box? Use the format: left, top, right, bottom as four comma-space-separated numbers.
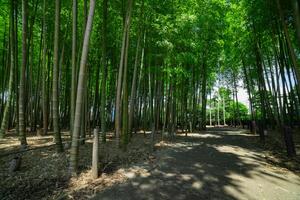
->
0, 131, 159, 200
0, 128, 300, 200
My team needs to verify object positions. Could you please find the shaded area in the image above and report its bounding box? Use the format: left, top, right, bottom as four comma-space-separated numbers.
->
0, 133, 157, 200
94, 128, 300, 200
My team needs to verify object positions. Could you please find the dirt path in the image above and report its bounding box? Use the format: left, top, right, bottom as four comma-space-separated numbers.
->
93, 128, 300, 200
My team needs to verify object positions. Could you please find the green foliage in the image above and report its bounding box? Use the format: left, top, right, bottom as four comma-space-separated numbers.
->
0, 0, 299, 139
226, 101, 249, 121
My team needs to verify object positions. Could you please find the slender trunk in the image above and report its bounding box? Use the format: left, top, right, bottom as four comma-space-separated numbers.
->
201, 61, 207, 130
0, 0, 15, 138
267, 50, 281, 127
92, 58, 100, 127
53, 0, 63, 152
233, 75, 241, 126
0, 23, 7, 120
70, 0, 78, 137
14, 4, 19, 136
255, 42, 266, 143
80, 71, 87, 145
42, 0, 48, 135
115, 0, 133, 146
277, 0, 300, 95
292, 0, 300, 47
83, 0, 87, 32
222, 94, 226, 125
100, 0, 108, 142
121, 5, 132, 148
209, 92, 212, 126
35, 30, 43, 131
70, 0, 96, 174
135, 31, 146, 131
129, 29, 142, 135
241, 59, 255, 133
217, 94, 220, 126
19, 0, 28, 145
168, 79, 174, 134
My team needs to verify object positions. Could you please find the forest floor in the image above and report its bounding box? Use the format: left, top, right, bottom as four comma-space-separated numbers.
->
0, 127, 300, 200
0, 130, 161, 200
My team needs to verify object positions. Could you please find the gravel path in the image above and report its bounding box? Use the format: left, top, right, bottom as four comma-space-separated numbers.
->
93, 128, 300, 200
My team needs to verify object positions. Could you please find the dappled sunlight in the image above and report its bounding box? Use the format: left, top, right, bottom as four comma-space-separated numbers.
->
0, 0, 299, 198
191, 181, 203, 189
177, 132, 223, 139
1, 126, 299, 199
93, 128, 300, 200
0, 131, 73, 154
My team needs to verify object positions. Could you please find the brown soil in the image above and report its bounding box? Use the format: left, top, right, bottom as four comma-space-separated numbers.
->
0, 130, 162, 200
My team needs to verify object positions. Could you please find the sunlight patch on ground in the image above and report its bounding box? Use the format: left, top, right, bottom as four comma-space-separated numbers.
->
204, 174, 219, 182
139, 183, 152, 190
181, 174, 193, 181
124, 171, 135, 179
69, 165, 152, 197
193, 163, 203, 168
177, 133, 222, 139
192, 181, 203, 190
165, 172, 176, 177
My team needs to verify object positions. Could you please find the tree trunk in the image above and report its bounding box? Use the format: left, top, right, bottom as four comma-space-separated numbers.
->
209, 92, 212, 126
277, 0, 300, 96
233, 75, 241, 126
52, 0, 63, 152
115, 0, 134, 147
129, 31, 142, 135
222, 95, 226, 126
200, 61, 207, 131
70, 0, 78, 137
217, 94, 220, 126
292, 0, 300, 47
19, 0, 28, 146
70, 0, 96, 174
0, 0, 16, 138
241, 59, 255, 133
254, 42, 266, 143
41, 0, 48, 135
100, 0, 108, 143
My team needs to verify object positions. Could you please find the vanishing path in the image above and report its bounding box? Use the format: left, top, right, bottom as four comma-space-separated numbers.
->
94, 128, 300, 200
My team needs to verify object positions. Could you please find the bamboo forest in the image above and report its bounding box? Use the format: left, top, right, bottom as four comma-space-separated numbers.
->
1, 0, 300, 199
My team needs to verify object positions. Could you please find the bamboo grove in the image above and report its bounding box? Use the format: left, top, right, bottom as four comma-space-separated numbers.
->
0, 0, 299, 174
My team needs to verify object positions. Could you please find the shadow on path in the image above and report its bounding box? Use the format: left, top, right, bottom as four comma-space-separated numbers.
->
93, 128, 300, 200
